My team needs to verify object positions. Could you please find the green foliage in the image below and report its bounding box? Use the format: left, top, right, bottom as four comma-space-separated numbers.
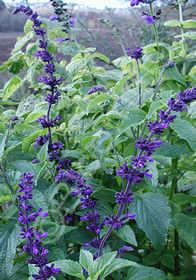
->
0, 1, 195, 279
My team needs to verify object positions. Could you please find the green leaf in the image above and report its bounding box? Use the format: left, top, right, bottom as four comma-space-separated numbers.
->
61, 149, 83, 159
92, 53, 110, 64
173, 193, 196, 205
183, 20, 196, 28
88, 252, 117, 280
164, 19, 181, 27
0, 220, 21, 279
84, 160, 101, 176
54, 260, 85, 280
11, 159, 34, 174
88, 93, 111, 111
120, 109, 147, 131
129, 193, 171, 252
162, 66, 186, 86
153, 141, 188, 158
148, 101, 164, 118
12, 32, 34, 54
175, 31, 196, 39
3, 76, 22, 101
79, 250, 93, 271
0, 134, 6, 158
174, 213, 196, 250
170, 116, 196, 151
31, 189, 48, 212
101, 258, 140, 279
112, 73, 132, 94
93, 111, 122, 128
114, 224, 137, 246
128, 265, 167, 280
92, 187, 116, 203
22, 130, 43, 151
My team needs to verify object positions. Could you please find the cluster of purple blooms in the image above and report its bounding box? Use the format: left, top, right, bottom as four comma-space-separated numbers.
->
130, 0, 159, 24
17, 173, 60, 279
13, 5, 72, 171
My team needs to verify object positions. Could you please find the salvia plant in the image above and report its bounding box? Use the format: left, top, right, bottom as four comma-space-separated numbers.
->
0, 0, 196, 279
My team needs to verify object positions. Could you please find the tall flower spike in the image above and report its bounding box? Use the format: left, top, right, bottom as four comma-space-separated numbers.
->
17, 173, 60, 280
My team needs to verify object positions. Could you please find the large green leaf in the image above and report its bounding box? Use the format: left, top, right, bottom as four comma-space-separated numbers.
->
174, 213, 196, 250
162, 66, 186, 86
129, 193, 171, 252
127, 265, 167, 280
54, 260, 85, 280
170, 117, 196, 151
0, 134, 6, 158
153, 141, 189, 158
0, 220, 21, 279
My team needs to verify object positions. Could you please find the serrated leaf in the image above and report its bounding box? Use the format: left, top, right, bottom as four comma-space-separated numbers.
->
112, 73, 132, 94
54, 260, 85, 280
88, 252, 117, 280
3, 76, 22, 101
0, 220, 21, 279
129, 193, 171, 252
128, 265, 167, 280
115, 225, 137, 246
79, 250, 93, 271
174, 213, 196, 250
170, 117, 196, 151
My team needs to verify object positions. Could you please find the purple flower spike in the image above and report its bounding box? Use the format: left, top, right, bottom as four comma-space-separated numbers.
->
142, 15, 155, 24
17, 173, 60, 279
87, 85, 105, 95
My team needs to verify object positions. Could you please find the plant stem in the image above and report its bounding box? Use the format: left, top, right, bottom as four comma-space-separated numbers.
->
169, 157, 180, 276
149, 3, 159, 48
174, 229, 180, 276
177, 0, 186, 75
169, 158, 178, 201
64, 110, 69, 149
136, 59, 141, 109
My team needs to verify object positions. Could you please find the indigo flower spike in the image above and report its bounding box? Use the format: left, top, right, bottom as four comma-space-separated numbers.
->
17, 173, 60, 279
141, 15, 155, 24
87, 85, 105, 95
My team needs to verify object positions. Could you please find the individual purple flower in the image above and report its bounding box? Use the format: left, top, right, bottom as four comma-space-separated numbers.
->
130, 0, 140, 6
48, 150, 62, 162
131, 155, 153, 169
52, 141, 64, 150
50, 15, 58, 21
163, 60, 176, 69
141, 15, 155, 24
55, 37, 69, 45
126, 47, 143, 60
118, 246, 134, 257
44, 63, 56, 73
17, 173, 60, 280
70, 17, 76, 28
